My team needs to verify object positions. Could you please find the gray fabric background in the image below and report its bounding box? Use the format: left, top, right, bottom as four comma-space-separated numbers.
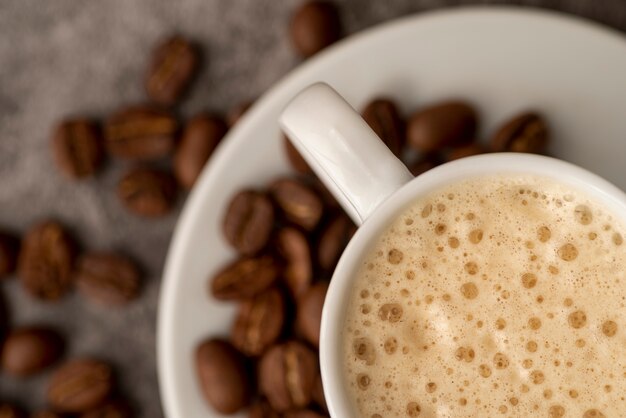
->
1, 0, 625, 415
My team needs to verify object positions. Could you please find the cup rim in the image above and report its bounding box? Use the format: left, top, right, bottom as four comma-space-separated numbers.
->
319, 152, 626, 418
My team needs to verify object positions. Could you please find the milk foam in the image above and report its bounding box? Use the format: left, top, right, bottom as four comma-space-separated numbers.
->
342, 174, 625, 418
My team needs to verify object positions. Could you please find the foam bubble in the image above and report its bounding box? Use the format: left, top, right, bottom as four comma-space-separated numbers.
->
568, 310, 587, 329
558, 243, 579, 261
574, 205, 593, 225
601, 320, 617, 337
461, 282, 479, 299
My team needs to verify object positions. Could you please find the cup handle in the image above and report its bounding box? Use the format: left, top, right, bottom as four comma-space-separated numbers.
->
280, 83, 414, 226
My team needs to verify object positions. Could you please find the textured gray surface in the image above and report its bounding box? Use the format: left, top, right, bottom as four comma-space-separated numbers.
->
1, 0, 625, 415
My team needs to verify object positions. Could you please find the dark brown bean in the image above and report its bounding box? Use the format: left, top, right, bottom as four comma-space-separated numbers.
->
18, 221, 76, 301
270, 178, 323, 231
105, 106, 177, 160
491, 112, 549, 153
312, 372, 328, 412
117, 167, 177, 217
259, 341, 318, 412
447, 142, 485, 161
196, 339, 252, 414
0, 404, 25, 418
174, 114, 227, 189
362, 98, 404, 157
317, 214, 355, 272
76, 252, 141, 306
296, 282, 328, 347
407, 101, 477, 152
284, 410, 327, 418
276, 227, 312, 299
210, 255, 280, 301
232, 288, 285, 356
284, 136, 312, 175
223, 191, 275, 256
47, 359, 114, 413
248, 400, 280, 418
0, 231, 19, 278
290, 1, 341, 58
1, 326, 63, 376
145, 35, 199, 106
52, 119, 103, 179
409, 153, 444, 176
79, 400, 132, 418
30, 412, 63, 418
227, 101, 253, 127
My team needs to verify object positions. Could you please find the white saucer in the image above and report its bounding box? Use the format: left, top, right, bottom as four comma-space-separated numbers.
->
157, 7, 626, 418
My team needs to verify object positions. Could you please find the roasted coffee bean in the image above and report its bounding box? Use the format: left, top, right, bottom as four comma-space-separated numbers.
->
317, 214, 355, 272
174, 114, 227, 189
145, 35, 198, 106
447, 143, 485, 161
491, 112, 549, 153
1, 326, 63, 376
118, 167, 177, 217
0, 231, 19, 278
196, 339, 252, 414
232, 288, 285, 356
270, 178, 323, 231
47, 359, 114, 413
296, 282, 328, 347
407, 101, 477, 152
259, 341, 318, 412
284, 136, 312, 175
18, 221, 76, 301
223, 191, 275, 256
227, 101, 253, 127
362, 98, 404, 157
211, 255, 280, 301
105, 106, 177, 160
312, 372, 328, 412
52, 119, 103, 179
0, 404, 25, 418
284, 410, 327, 418
409, 153, 444, 176
76, 252, 141, 306
30, 412, 63, 418
248, 400, 280, 418
290, 1, 341, 58
276, 227, 312, 299
79, 400, 132, 418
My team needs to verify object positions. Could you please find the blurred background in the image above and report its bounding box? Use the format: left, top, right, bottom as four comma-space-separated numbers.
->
1, 0, 626, 416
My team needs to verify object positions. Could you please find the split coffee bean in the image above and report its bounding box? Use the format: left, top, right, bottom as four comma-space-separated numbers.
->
276, 227, 313, 299
222, 190, 274, 256
296, 282, 328, 347
270, 178, 323, 231
210, 254, 280, 301
1, 326, 64, 376
362, 98, 404, 157
117, 167, 177, 217
51, 119, 103, 179
76, 252, 141, 306
407, 101, 477, 152
491, 111, 549, 153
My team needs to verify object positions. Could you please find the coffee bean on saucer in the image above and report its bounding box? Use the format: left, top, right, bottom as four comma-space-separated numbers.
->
227, 101, 253, 128
362, 98, 404, 157
317, 214, 355, 272
1, 326, 64, 376
296, 282, 328, 347
174, 114, 227, 189
118, 167, 177, 217
76, 252, 141, 306
105, 106, 178, 160
18, 221, 76, 301
276, 227, 312, 299
145, 35, 198, 106
284, 410, 327, 418
0, 231, 19, 278
408, 153, 444, 176
52, 119, 103, 179
491, 111, 549, 153
30, 411, 63, 418
248, 400, 280, 418
312, 372, 328, 412
196, 339, 252, 414
211, 255, 280, 301
79, 400, 132, 418
447, 143, 485, 161
259, 341, 318, 412
284, 136, 312, 175
223, 190, 275, 256
270, 178, 323, 231
47, 359, 114, 413
232, 287, 285, 356
290, 1, 341, 58
407, 101, 477, 152
0, 404, 25, 418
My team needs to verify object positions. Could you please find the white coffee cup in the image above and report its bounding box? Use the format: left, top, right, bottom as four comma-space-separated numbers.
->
279, 83, 626, 417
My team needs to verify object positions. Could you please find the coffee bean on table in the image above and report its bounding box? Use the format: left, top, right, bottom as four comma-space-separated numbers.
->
284, 136, 313, 175
145, 35, 199, 106
290, 1, 341, 58
0, 231, 19, 278
0, 404, 25, 418
30, 412, 63, 418
276, 227, 312, 299
18, 221, 76, 301
362, 98, 404, 157
105, 106, 178, 160
47, 359, 114, 413
117, 167, 177, 217
232, 287, 285, 356
52, 119, 103, 179
259, 341, 318, 412
270, 178, 323, 231
196, 339, 252, 414
447, 143, 485, 161
223, 190, 275, 256
1, 326, 64, 376
76, 252, 141, 306
79, 400, 132, 418
174, 114, 227, 189
296, 282, 328, 347
227, 100, 253, 128
491, 111, 549, 153
317, 214, 355, 272
211, 254, 280, 301
407, 101, 477, 152
248, 400, 280, 418
409, 153, 444, 177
